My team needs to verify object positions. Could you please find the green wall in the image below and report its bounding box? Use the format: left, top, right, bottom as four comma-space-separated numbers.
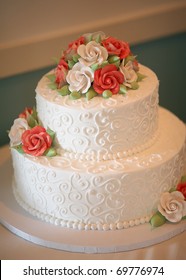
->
0, 32, 185, 147
131, 32, 186, 124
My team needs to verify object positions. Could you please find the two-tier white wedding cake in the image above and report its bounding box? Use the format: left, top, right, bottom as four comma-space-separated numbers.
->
9, 32, 186, 231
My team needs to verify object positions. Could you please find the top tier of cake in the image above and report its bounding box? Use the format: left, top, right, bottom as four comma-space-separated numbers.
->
35, 64, 159, 161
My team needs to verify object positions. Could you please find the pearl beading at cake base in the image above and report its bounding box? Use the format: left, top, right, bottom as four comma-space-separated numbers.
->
13, 183, 151, 231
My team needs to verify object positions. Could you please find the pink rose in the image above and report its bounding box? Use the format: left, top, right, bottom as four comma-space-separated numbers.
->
102, 37, 130, 59
22, 126, 52, 156
55, 59, 68, 88
93, 64, 124, 94
177, 181, 186, 199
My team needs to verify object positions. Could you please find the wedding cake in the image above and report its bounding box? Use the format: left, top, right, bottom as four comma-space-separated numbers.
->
9, 32, 186, 231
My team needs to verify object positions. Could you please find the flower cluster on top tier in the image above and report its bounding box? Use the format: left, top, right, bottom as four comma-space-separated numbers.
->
47, 31, 145, 100
150, 176, 186, 227
9, 108, 57, 157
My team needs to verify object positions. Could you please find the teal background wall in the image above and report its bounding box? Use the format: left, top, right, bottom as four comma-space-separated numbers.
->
0, 32, 186, 147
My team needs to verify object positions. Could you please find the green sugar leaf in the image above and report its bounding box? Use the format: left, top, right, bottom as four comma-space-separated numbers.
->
131, 81, 139, 90
72, 54, 80, 63
150, 211, 166, 227
137, 72, 146, 82
13, 145, 24, 154
27, 114, 38, 128
84, 34, 92, 44
100, 61, 109, 68
86, 88, 97, 100
48, 82, 58, 90
108, 55, 120, 64
119, 84, 127, 95
46, 128, 55, 141
91, 63, 99, 71
94, 34, 101, 43
31, 107, 38, 121
44, 147, 57, 157
102, 90, 112, 99
124, 55, 136, 65
169, 186, 177, 193
68, 60, 76, 69
112, 60, 120, 68
57, 85, 71, 96
70, 91, 82, 100
91, 62, 110, 71
46, 73, 56, 83
181, 176, 186, 183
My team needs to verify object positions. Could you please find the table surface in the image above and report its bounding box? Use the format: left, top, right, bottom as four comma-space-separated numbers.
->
0, 145, 186, 260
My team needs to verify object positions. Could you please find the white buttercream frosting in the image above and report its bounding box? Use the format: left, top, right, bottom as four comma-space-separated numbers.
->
11, 108, 186, 230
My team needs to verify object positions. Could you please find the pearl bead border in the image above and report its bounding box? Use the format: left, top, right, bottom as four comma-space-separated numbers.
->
60, 130, 159, 162
13, 182, 152, 231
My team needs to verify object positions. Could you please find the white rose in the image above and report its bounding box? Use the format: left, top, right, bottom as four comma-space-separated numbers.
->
9, 118, 30, 146
66, 62, 94, 94
158, 191, 186, 223
119, 60, 138, 87
77, 41, 108, 67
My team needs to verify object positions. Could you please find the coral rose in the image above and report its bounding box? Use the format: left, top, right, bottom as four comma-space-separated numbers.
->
177, 181, 186, 199
102, 37, 130, 59
93, 64, 124, 94
19, 107, 33, 119
55, 59, 68, 88
64, 36, 85, 60
68, 36, 85, 51
22, 126, 52, 156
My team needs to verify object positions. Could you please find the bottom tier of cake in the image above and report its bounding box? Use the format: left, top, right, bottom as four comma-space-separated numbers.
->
11, 108, 186, 231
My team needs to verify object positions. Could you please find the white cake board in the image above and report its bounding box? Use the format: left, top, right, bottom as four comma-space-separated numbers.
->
0, 158, 185, 254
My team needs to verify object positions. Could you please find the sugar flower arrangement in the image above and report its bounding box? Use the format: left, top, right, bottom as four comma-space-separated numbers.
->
9, 108, 57, 157
47, 31, 145, 100
150, 176, 186, 227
